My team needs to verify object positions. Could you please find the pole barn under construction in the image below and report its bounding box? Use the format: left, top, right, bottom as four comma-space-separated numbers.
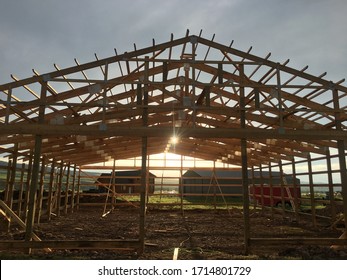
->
0, 31, 347, 258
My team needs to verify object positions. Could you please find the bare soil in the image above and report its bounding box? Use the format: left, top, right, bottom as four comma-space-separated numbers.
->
1, 205, 347, 260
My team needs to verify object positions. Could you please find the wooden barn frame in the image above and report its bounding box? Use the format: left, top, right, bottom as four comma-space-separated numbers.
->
1, 30, 347, 255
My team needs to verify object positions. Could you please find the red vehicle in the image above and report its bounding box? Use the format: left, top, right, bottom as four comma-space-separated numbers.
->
249, 184, 301, 209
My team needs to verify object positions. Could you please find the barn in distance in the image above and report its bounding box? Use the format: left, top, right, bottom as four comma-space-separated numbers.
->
93, 170, 156, 194
181, 169, 301, 207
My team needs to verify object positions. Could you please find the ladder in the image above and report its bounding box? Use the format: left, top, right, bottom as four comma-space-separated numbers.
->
281, 176, 295, 211
284, 183, 296, 211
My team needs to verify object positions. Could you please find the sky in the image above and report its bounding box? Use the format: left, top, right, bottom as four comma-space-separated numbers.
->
0, 0, 347, 86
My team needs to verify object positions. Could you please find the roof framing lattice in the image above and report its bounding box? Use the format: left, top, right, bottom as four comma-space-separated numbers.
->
1, 32, 347, 166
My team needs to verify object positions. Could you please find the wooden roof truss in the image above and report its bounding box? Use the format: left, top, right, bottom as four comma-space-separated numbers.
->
1, 31, 347, 166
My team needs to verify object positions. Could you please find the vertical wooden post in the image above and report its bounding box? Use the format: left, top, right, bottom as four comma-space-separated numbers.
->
140, 138, 147, 252
218, 63, 223, 84
213, 161, 217, 211
279, 160, 286, 215
47, 160, 55, 221
180, 155, 184, 213
325, 149, 336, 222
56, 161, 64, 217
17, 163, 26, 217
239, 64, 250, 254
71, 164, 77, 213
4, 159, 12, 231
146, 155, 150, 205
36, 156, 46, 224
139, 56, 149, 254
307, 153, 317, 227
5, 87, 12, 124
24, 142, 42, 244
4, 160, 12, 207
251, 166, 256, 209
269, 162, 274, 219
111, 160, 116, 210
76, 167, 82, 211
23, 151, 33, 222
276, 67, 284, 129
332, 88, 347, 229
291, 157, 299, 222
8, 145, 18, 214
259, 164, 264, 213
64, 162, 71, 215
25, 81, 47, 248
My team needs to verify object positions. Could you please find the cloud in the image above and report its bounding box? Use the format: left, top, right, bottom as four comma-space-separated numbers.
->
0, 0, 346, 85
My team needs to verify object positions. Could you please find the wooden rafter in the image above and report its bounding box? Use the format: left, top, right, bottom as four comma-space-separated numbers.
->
1, 33, 346, 166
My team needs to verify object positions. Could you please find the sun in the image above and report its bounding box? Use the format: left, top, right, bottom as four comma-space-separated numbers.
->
170, 136, 179, 145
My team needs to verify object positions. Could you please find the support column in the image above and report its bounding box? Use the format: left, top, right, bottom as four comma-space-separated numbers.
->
139, 57, 149, 254
259, 164, 264, 213
23, 151, 33, 222
5, 144, 18, 230
17, 163, 26, 217
239, 64, 250, 254
111, 159, 116, 210
36, 156, 46, 224
25, 82, 47, 248
64, 162, 71, 215
332, 88, 347, 229
76, 167, 82, 211
251, 166, 256, 209
279, 160, 286, 215
269, 162, 274, 219
180, 155, 184, 213
47, 160, 56, 221
307, 153, 317, 228
325, 149, 336, 221
56, 161, 64, 217
24, 140, 42, 243
71, 164, 77, 213
291, 157, 299, 222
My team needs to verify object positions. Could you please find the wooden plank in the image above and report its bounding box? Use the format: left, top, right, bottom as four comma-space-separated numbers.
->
307, 153, 317, 228
0, 200, 51, 252
0, 124, 346, 140
17, 163, 26, 216
64, 162, 71, 215
25, 82, 47, 248
0, 240, 140, 250
333, 89, 347, 230
173, 247, 179, 260
250, 238, 347, 246
240, 64, 250, 254
70, 164, 77, 213
36, 156, 46, 224
56, 161, 64, 217
47, 160, 55, 221
326, 149, 336, 222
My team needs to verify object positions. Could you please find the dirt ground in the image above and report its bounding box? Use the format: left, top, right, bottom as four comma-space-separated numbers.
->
1, 205, 347, 260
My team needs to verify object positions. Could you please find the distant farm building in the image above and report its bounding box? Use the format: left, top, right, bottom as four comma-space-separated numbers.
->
181, 169, 300, 206
94, 170, 156, 194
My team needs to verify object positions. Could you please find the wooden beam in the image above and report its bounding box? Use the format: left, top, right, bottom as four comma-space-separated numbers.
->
250, 238, 347, 246
1, 124, 346, 140
0, 240, 140, 250
0, 200, 51, 252
24, 82, 47, 250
